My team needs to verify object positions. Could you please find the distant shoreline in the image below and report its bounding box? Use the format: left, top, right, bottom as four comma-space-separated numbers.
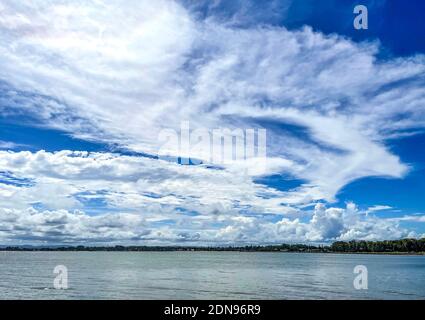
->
1, 249, 424, 256
1, 238, 425, 255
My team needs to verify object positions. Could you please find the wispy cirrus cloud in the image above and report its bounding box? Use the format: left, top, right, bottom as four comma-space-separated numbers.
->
0, 140, 24, 149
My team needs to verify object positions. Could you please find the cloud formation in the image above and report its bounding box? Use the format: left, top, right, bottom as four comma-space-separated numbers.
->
0, 0, 424, 244
0, 150, 418, 244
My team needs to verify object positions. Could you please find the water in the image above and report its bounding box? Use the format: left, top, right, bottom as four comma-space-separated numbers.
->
0, 252, 424, 299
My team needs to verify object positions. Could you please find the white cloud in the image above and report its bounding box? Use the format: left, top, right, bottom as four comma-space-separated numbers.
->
390, 215, 425, 223
0, 0, 424, 243
367, 205, 392, 213
0, 140, 25, 150
0, 150, 415, 244
0, 150, 292, 215
0, 202, 415, 245
0, 207, 149, 244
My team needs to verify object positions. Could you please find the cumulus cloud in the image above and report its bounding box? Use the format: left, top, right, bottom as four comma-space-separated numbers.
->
0, 0, 424, 243
0, 207, 150, 244
0, 150, 290, 213
0, 200, 413, 245
0, 151, 415, 244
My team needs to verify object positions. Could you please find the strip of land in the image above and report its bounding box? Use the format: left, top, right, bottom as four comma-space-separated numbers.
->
1, 239, 425, 254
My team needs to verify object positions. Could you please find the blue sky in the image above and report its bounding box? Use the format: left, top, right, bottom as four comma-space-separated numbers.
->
0, 0, 424, 245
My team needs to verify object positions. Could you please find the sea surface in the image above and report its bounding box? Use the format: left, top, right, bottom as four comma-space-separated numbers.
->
0, 252, 424, 299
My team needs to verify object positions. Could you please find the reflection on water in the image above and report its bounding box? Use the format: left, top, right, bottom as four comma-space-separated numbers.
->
0, 252, 424, 299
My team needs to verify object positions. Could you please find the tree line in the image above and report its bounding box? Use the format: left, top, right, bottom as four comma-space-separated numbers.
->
330, 238, 425, 253
1, 238, 424, 253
